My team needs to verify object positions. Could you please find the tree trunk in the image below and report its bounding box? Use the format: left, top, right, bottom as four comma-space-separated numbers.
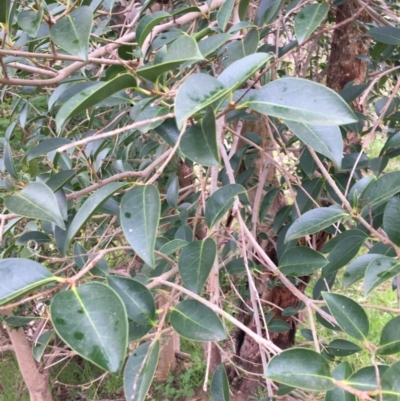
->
5, 324, 53, 401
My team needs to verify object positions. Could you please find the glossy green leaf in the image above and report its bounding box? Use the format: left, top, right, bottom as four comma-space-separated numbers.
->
321, 230, 367, 277
18, 8, 43, 37
364, 256, 400, 295
33, 330, 54, 362
265, 348, 334, 391
205, 184, 246, 228
325, 362, 355, 401
367, 27, 400, 45
107, 275, 156, 325
285, 206, 347, 242
50, 282, 128, 373
121, 185, 160, 267
268, 319, 291, 333
180, 108, 220, 167
218, 53, 271, 92
0, 258, 55, 305
46, 170, 78, 192
175, 74, 227, 129
286, 122, 343, 167
381, 361, 400, 401
198, 34, 232, 57
4, 182, 65, 229
345, 365, 388, 391
25, 138, 71, 162
170, 299, 227, 342
217, 0, 235, 31
136, 11, 171, 48
326, 340, 361, 357
179, 238, 216, 295
256, 0, 282, 25
56, 74, 136, 133
279, 246, 328, 276
361, 171, 400, 210
166, 176, 179, 209
50, 6, 93, 60
343, 254, 381, 288
137, 36, 203, 82
16, 231, 51, 246
383, 195, 400, 246
64, 182, 125, 254
377, 316, 400, 355
128, 320, 152, 342
124, 341, 160, 401
4, 142, 17, 178
294, 3, 329, 44
159, 239, 188, 256
211, 364, 230, 401
322, 292, 369, 340
246, 78, 357, 126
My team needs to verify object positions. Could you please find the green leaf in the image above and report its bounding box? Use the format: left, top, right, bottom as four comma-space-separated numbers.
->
286, 122, 343, 167
218, 53, 271, 92
345, 365, 388, 391
343, 254, 381, 287
159, 239, 188, 256
198, 34, 232, 57
322, 292, 369, 341
279, 246, 328, 276
265, 348, 334, 391
211, 364, 230, 401
137, 35, 203, 82
124, 341, 160, 401
0, 259, 55, 305
377, 316, 400, 355
4, 182, 66, 229
246, 78, 357, 126
170, 299, 227, 342
56, 74, 136, 133
361, 171, 400, 210
383, 195, 400, 246
0, 0, 10, 24
136, 11, 171, 48
325, 362, 355, 401
326, 340, 361, 357
16, 231, 51, 246
321, 230, 367, 277
268, 319, 291, 333
33, 330, 54, 362
381, 361, 400, 401
18, 8, 43, 37
285, 206, 348, 242
46, 169, 78, 192
217, 0, 235, 31
128, 320, 152, 342
50, 6, 93, 60
166, 176, 179, 209
4, 142, 17, 178
179, 238, 216, 295
180, 108, 220, 167
367, 27, 400, 45
107, 275, 156, 325
121, 185, 160, 267
25, 138, 71, 162
364, 256, 400, 295
205, 184, 246, 228
64, 182, 125, 254
50, 282, 128, 373
294, 3, 329, 44
175, 74, 227, 129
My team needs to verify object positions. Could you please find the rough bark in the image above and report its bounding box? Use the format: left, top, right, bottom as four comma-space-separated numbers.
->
326, 0, 370, 93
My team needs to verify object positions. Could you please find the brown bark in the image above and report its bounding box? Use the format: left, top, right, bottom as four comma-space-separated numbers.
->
5, 324, 53, 401
326, 0, 370, 93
